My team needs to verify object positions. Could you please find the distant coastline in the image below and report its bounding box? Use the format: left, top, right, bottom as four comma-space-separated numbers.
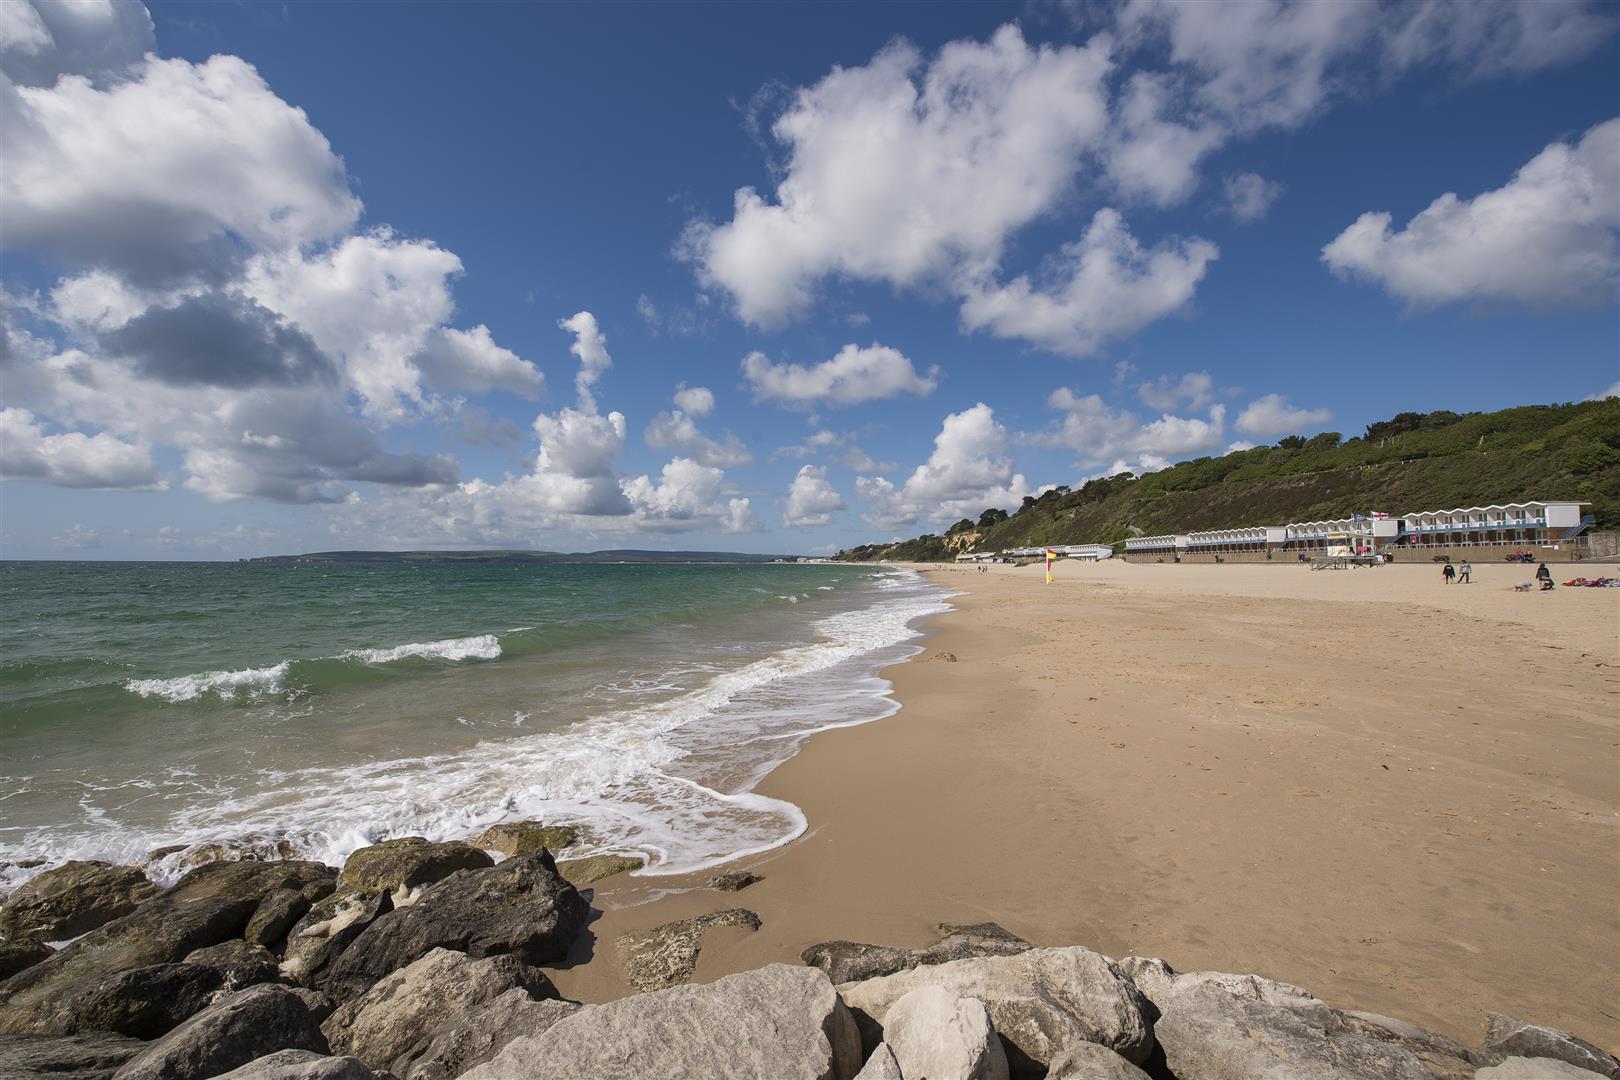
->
243, 548, 801, 565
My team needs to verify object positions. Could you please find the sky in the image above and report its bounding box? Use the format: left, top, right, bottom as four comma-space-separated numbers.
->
1, 0, 1616, 560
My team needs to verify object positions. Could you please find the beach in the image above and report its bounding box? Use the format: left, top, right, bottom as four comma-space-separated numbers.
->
554, 559, 1620, 1052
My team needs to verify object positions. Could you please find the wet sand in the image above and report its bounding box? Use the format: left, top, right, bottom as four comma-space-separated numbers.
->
549, 559, 1620, 1050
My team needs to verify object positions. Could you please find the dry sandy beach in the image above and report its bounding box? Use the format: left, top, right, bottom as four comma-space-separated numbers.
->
551, 559, 1620, 1051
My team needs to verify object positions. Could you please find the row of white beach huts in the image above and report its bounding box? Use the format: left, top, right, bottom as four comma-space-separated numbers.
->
954, 500, 1594, 563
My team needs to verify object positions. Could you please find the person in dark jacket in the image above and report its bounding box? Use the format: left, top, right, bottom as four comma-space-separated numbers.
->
1536, 562, 1554, 590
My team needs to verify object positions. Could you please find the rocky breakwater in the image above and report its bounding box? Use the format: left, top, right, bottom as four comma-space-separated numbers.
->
2, 843, 1616, 1080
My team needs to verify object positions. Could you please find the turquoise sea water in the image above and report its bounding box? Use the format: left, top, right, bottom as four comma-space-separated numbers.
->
0, 560, 948, 889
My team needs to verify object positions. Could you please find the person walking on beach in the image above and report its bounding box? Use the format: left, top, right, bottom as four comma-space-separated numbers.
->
1442, 562, 1456, 584
1536, 562, 1554, 591
1458, 559, 1472, 584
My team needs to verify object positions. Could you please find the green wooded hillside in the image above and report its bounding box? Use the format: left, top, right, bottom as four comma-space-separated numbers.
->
837, 399, 1620, 562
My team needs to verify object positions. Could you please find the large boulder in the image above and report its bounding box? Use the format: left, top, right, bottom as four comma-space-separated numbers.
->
553, 854, 641, 885
246, 882, 332, 952
397, 988, 576, 1080
0, 862, 157, 942
1476, 1058, 1615, 1079
881, 984, 1008, 1080
164, 862, 335, 908
111, 985, 328, 1080
459, 964, 861, 1080
615, 908, 760, 993
213, 1050, 382, 1079
471, 822, 578, 858
321, 948, 555, 1073
278, 892, 392, 988
0, 1031, 146, 1079
852, 1044, 902, 1080
1480, 1014, 1620, 1078
183, 940, 281, 985
1130, 965, 1443, 1080
321, 851, 586, 1002
0, 895, 257, 1035
839, 947, 1153, 1078
802, 922, 1032, 985
54, 963, 245, 1039
336, 840, 490, 901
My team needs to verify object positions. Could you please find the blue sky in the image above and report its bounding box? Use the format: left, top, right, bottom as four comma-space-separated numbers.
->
1, 0, 1616, 558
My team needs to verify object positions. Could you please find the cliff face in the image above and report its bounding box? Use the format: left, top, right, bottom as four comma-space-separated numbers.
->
839, 400, 1620, 562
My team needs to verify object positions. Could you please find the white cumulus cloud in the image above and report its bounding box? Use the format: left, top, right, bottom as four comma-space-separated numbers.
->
1222, 172, 1284, 222
783, 464, 846, 527
742, 343, 938, 407
858, 403, 1029, 527
0, 405, 161, 489
1235, 393, 1332, 437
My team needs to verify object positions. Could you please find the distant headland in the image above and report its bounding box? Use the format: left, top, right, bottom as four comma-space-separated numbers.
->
243, 549, 803, 565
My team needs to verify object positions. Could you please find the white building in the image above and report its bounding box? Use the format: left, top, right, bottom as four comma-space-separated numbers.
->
1184, 525, 1286, 554
1123, 534, 1183, 557
1398, 501, 1589, 549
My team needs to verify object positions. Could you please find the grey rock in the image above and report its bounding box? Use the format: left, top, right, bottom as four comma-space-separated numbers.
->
1044, 1041, 1153, 1079
882, 984, 1008, 1080
0, 895, 257, 1035
246, 890, 312, 950
553, 854, 641, 885
0, 862, 157, 942
278, 892, 392, 989
322, 851, 586, 1002
852, 1044, 902, 1080
0, 937, 53, 981
1482, 1015, 1620, 1078
55, 963, 237, 1039
615, 908, 761, 993
111, 984, 328, 1080
184, 940, 282, 987
1331, 1010, 1491, 1080
0, 1032, 146, 1079
1476, 1057, 1614, 1079
336, 839, 491, 901
398, 989, 577, 1080
801, 941, 920, 985
709, 871, 762, 892
321, 948, 554, 1074
802, 922, 1031, 986
214, 1050, 383, 1079
839, 947, 1153, 1077
164, 861, 336, 908
1143, 969, 1437, 1080
460, 964, 860, 1080
471, 822, 579, 858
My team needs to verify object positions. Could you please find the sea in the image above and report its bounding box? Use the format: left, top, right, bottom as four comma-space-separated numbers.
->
0, 559, 949, 892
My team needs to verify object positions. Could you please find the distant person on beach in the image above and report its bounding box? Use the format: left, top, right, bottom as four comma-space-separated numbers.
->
1536, 562, 1554, 590
1443, 563, 1456, 584
1458, 559, 1472, 583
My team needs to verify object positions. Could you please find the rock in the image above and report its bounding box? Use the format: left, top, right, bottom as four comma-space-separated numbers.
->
802, 922, 1031, 986
165, 861, 336, 908
1476, 1058, 1613, 1079
111, 984, 328, 1080
0, 862, 157, 942
55, 963, 239, 1039
919, 922, 1033, 966
184, 938, 281, 984
802, 941, 920, 985
1044, 1041, 1153, 1079
1329, 1011, 1490, 1080
882, 984, 1008, 1080
852, 1044, 902, 1080
146, 846, 188, 863
1482, 1015, 1620, 1078
0, 937, 53, 980
278, 891, 392, 988
459, 964, 860, 1080
471, 822, 579, 858
709, 870, 762, 892
246, 890, 312, 950
1140, 968, 1439, 1080
554, 854, 641, 885
321, 850, 586, 1002
615, 908, 761, 993
0, 1032, 147, 1079
0, 895, 258, 1035
321, 948, 555, 1073
838, 947, 1153, 1078
336, 839, 491, 901
213, 1050, 382, 1079
397, 988, 577, 1080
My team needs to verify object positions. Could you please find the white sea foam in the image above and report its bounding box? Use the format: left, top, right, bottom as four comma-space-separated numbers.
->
342, 634, 501, 664
124, 662, 290, 703
13, 570, 951, 886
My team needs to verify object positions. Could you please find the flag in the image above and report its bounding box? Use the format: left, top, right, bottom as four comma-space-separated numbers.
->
1045, 548, 1057, 584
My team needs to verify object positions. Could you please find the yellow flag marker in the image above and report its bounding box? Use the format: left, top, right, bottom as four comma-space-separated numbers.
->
1045, 548, 1057, 584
